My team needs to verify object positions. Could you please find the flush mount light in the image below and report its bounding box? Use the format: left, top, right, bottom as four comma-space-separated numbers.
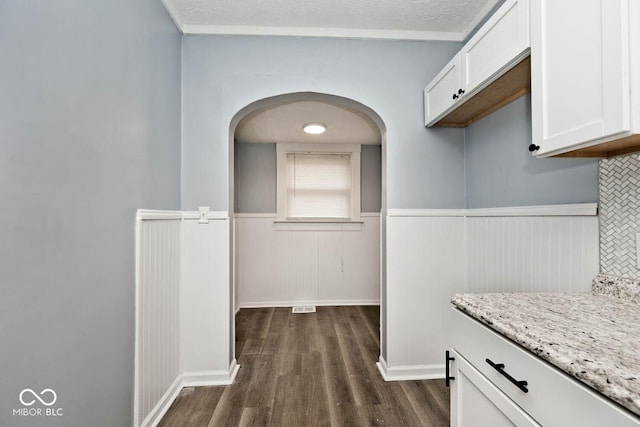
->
303, 123, 326, 135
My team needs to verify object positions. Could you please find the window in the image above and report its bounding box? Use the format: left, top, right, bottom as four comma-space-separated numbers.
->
277, 143, 361, 222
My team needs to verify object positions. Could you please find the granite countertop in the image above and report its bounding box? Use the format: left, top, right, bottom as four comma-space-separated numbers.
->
452, 274, 640, 417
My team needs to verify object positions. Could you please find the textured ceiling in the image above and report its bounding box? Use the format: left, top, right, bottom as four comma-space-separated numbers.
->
162, 0, 501, 40
235, 101, 381, 145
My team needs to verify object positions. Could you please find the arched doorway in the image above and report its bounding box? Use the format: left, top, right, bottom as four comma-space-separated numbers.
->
228, 92, 388, 364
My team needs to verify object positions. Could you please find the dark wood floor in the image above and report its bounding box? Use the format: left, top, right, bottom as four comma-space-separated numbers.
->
159, 306, 450, 426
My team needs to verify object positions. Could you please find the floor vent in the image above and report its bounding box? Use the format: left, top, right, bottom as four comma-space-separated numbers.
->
292, 306, 316, 314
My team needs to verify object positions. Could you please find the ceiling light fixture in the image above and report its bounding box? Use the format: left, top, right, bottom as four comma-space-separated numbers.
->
303, 123, 326, 135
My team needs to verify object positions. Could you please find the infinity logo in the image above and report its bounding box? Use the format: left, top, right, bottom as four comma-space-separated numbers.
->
19, 389, 57, 407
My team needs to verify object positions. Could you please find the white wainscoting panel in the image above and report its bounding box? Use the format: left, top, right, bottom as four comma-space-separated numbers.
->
135, 214, 182, 427
235, 214, 380, 307
182, 218, 236, 379
135, 210, 237, 427
382, 205, 599, 381
466, 216, 599, 293
385, 215, 465, 378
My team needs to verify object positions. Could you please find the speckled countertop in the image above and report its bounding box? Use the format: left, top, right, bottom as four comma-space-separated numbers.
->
452, 274, 640, 417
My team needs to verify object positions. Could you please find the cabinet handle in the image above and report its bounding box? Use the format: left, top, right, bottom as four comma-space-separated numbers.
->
486, 358, 529, 393
445, 350, 455, 387
528, 144, 540, 152
458, 88, 465, 95
452, 93, 459, 100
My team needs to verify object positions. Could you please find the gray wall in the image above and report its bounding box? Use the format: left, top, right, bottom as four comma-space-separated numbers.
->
0, 1, 181, 426
235, 143, 277, 213
361, 145, 383, 212
235, 143, 382, 213
464, 95, 599, 208
182, 35, 465, 211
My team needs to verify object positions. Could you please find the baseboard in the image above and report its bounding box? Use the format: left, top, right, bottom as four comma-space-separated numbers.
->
376, 356, 444, 381
140, 375, 182, 427
182, 359, 240, 387
239, 299, 380, 309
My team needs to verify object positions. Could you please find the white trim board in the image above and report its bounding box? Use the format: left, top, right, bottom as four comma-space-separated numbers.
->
136, 209, 229, 221
387, 209, 467, 217
140, 376, 182, 427
465, 203, 597, 217
136, 209, 184, 220
182, 210, 229, 220
376, 356, 445, 381
239, 299, 380, 309
181, 25, 465, 41
139, 362, 240, 427
182, 360, 241, 387
273, 221, 364, 231
233, 212, 381, 219
160, 0, 501, 41
387, 203, 598, 218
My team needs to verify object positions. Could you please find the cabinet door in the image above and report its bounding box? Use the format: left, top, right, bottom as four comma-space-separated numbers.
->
461, 0, 530, 94
450, 350, 540, 427
424, 53, 462, 126
531, 0, 631, 156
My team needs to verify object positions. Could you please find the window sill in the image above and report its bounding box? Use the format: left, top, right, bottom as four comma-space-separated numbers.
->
274, 220, 364, 231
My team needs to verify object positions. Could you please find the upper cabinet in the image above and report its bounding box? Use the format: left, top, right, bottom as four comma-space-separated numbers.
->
424, 0, 531, 127
460, 0, 530, 94
531, 0, 640, 157
424, 53, 462, 125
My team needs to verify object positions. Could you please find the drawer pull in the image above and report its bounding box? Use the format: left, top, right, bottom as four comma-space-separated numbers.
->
445, 350, 455, 387
485, 358, 529, 393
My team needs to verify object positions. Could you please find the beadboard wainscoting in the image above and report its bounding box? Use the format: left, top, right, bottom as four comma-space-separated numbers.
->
382, 214, 465, 381
234, 213, 380, 308
466, 215, 599, 293
135, 213, 182, 427
134, 210, 238, 427
381, 204, 599, 381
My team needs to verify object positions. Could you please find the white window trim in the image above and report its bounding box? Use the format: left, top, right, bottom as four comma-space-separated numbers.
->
276, 143, 361, 223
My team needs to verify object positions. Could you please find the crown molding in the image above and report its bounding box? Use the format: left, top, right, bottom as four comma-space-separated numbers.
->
180, 24, 464, 41
161, 0, 501, 42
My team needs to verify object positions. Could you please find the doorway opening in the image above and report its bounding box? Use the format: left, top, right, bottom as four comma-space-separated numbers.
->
228, 92, 387, 369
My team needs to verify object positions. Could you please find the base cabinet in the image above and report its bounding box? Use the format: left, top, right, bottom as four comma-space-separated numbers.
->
449, 308, 640, 427
450, 351, 539, 427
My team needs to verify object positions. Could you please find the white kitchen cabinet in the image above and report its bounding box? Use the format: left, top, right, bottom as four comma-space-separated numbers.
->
461, 0, 530, 95
424, 53, 462, 126
531, 0, 640, 157
424, 0, 530, 127
449, 308, 640, 427
450, 350, 539, 427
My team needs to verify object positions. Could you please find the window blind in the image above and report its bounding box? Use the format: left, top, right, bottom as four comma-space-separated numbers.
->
286, 153, 352, 219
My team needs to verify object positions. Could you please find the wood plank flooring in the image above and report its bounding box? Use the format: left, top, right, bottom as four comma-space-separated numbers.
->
159, 306, 449, 426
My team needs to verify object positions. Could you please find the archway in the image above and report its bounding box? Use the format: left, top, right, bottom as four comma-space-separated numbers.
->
228, 91, 388, 365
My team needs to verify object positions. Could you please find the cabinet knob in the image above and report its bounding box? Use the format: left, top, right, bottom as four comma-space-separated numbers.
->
458, 88, 465, 95
528, 144, 540, 152
452, 93, 459, 100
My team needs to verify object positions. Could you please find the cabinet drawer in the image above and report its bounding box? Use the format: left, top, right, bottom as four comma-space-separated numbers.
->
451, 350, 540, 427
451, 308, 640, 426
